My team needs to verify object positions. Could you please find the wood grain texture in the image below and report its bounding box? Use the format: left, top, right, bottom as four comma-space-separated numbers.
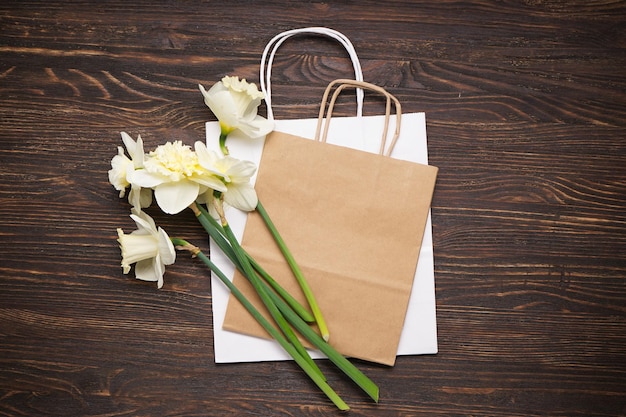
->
1, 1, 625, 416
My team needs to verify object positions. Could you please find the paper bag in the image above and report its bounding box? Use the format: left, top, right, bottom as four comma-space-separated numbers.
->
222, 80, 438, 366
208, 27, 438, 365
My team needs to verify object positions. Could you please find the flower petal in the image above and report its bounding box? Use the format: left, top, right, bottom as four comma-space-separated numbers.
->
121, 132, 136, 156
130, 210, 157, 233
157, 227, 176, 265
224, 182, 258, 212
226, 158, 257, 182
128, 185, 153, 210
192, 175, 228, 192
134, 258, 159, 282
108, 153, 132, 196
207, 91, 240, 127
230, 89, 262, 119
153, 180, 200, 214
236, 114, 274, 139
194, 142, 220, 172
133, 134, 145, 169
128, 169, 167, 188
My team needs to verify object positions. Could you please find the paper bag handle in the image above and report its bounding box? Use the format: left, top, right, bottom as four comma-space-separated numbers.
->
260, 27, 365, 122
315, 79, 402, 157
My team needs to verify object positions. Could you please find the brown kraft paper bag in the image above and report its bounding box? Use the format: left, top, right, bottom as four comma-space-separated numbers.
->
223, 80, 438, 366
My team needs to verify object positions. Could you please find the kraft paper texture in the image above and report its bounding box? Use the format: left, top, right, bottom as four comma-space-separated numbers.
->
222, 130, 438, 366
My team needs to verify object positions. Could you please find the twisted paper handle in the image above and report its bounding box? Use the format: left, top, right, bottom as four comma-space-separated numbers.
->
260, 27, 365, 121
315, 79, 402, 156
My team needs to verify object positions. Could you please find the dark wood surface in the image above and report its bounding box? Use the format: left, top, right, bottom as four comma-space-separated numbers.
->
1, 1, 625, 416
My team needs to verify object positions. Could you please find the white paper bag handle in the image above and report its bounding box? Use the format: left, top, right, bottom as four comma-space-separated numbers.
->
260, 27, 364, 122
316, 79, 402, 157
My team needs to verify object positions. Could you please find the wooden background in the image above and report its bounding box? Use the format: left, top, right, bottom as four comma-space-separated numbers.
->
1, 1, 625, 416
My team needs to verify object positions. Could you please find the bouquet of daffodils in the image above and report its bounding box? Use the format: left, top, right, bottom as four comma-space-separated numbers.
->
108, 76, 378, 411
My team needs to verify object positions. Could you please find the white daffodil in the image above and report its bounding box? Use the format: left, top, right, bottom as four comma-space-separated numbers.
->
199, 76, 274, 140
108, 132, 152, 210
195, 141, 258, 212
128, 140, 227, 215
117, 210, 176, 289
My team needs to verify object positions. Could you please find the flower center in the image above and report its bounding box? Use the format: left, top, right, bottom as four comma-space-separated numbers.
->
147, 141, 204, 180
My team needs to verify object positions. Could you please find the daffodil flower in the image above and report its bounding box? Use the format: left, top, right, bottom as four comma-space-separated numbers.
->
199, 76, 274, 154
117, 210, 176, 289
108, 132, 152, 210
195, 141, 258, 212
128, 140, 227, 215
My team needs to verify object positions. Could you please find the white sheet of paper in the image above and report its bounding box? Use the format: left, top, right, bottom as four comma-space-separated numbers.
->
206, 113, 438, 363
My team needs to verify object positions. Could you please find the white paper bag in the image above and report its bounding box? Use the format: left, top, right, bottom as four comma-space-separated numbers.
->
206, 27, 438, 363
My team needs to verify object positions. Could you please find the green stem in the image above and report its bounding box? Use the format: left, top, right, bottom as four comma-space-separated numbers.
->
171, 238, 349, 411
181, 203, 379, 404
219, 218, 319, 375
264, 276, 380, 403
191, 204, 323, 378
256, 200, 330, 341
219, 131, 229, 156
249, 257, 316, 323
194, 203, 315, 323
